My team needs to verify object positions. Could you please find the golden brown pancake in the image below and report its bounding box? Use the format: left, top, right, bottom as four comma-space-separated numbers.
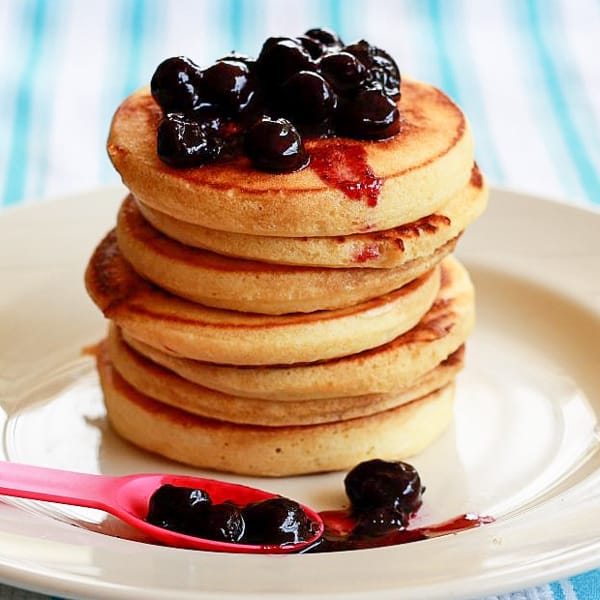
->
117, 195, 455, 314
85, 230, 441, 364
88, 43, 489, 478
99, 345, 456, 476
108, 325, 464, 426
122, 255, 474, 400
136, 164, 487, 268
107, 79, 474, 236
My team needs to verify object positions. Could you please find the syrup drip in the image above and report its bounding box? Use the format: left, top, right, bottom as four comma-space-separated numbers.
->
304, 510, 494, 553
353, 243, 381, 263
310, 141, 383, 206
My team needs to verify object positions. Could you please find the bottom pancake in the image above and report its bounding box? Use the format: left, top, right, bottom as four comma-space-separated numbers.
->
98, 346, 455, 477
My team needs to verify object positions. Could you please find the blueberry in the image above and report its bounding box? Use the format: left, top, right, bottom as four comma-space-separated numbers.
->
281, 70, 337, 125
304, 27, 344, 49
338, 88, 400, 139
150, 34, 403, 173
344, 40, 401, 100
150, 56, 204, 112
200, 59, 258, 116
344, 459, 423, 514
157, 113, 223, 167
146, 484, 212, 527
296, 35, 326, 59
242, 497, 314, 545
193, 502, 246, 543
319, 51, 367, 94
256, 38, 316, 88
217, 51, 256, 70
244, 116, 309, 172
352, 506, 409, 538
186, 101, 223, 133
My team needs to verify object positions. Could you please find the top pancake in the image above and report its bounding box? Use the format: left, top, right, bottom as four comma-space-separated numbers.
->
107, 79, 474, 237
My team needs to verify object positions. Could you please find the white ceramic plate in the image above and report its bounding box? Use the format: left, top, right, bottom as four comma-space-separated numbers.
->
0, 187, 599, 600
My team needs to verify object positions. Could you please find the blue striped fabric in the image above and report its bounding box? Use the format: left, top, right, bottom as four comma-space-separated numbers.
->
0, 1, 599, 598
1, 0, 599, 208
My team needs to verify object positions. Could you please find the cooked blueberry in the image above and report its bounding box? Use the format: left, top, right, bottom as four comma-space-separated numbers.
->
146, 484, 212, 526
296, 35, 326, 59
281, 71, 337, 125
319, 51, 367, 94
344, 40, 401, 100
352, 506, 409, 538
193, 502, 246, 543
256, 38, 316, 87
187, 101, 223, 132
259, 36, 288, 52
338, 88, 400, 139
244, 116, 309, 172
150, 33, 403, 173
217, 51, 256, 70
242, 497, 314, 545
304, 27, 344, 48
150, 56, 204, 112
200, 59, 258, 115
157, 113, 223, 167
344, 459, 423, 514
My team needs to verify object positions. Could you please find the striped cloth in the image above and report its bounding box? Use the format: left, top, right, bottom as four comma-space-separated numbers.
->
1, 0, 600, 208
0, 1, 599, 598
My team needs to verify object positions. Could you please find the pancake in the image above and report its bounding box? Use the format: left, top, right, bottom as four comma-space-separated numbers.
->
99, 346, 456, 476
136, 164, 487, 268
85, 231, 441, 364
117, 195, 455, 314
108, 325, 464, 426
123, 255, 474, 400
107, 79, 474, 237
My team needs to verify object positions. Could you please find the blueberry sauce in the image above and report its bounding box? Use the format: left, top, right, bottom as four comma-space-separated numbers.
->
309, 141, 383, 206
243, 497, 315, 545
345, 459, 423, 513
146, 486, 316, 546
150, 28, 402, 177
344, 40, 401, 100
306, 510, 494, 553
354, 243, 381, 263
304, 458, 493, 553
244, 116, 309, 172
145, 459, 494, 552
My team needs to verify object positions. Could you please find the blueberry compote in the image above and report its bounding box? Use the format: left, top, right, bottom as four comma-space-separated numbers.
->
146, 485, 315, 546
243, 497, 315, 545
150, 28, 402, 172
344, 458, 423, 514
146, 461, 493, 553
304, 459, 493, 553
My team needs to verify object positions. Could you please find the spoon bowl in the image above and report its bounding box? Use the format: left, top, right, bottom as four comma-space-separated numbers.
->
0, 462, 323, 553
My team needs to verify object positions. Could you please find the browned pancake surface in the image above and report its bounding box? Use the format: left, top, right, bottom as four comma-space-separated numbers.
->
108, 325, 464, 425
135, 164, 486, 269
122, 255, 474, 399
117, 195, 455, 314
85, 231, 441, 364
99, 346, 456, 476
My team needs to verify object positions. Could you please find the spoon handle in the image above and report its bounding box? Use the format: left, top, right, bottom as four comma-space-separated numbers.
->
0, 461, 117, 512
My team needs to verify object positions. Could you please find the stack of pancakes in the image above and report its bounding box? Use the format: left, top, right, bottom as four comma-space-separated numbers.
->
85, 78, 487, 476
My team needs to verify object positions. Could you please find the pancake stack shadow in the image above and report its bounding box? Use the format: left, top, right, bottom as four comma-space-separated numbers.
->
85, 80, 488, 476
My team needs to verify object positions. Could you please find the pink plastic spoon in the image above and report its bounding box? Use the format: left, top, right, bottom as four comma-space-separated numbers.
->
0, 461, 323, 553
